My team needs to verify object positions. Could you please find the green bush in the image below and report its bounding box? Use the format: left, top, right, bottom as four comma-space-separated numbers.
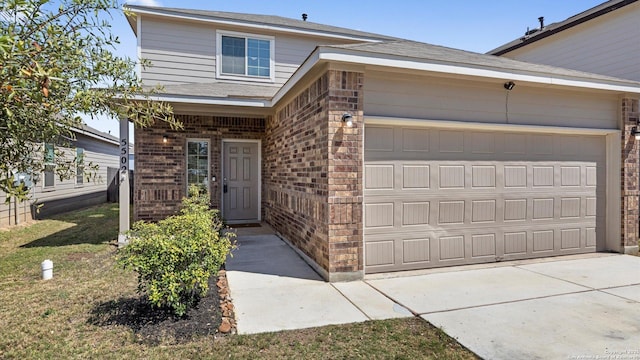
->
117, 186, 235, 316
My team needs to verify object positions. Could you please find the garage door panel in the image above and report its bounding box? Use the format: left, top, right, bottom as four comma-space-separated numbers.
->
364, 202, 394, 228
471, 200, 497, 223
402, 238, 431, 263
365, 126, 605, 274
402, 202, 430, 225
471, 233, 497, 257
403, 165, 430, 188
504, 231, 527, 255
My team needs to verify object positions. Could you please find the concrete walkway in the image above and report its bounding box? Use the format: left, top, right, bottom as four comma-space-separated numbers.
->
226, 227, 640, 359
225, 227, 410, 334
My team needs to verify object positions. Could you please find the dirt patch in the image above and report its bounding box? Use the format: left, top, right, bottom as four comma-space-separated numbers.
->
88, 269, 236, 344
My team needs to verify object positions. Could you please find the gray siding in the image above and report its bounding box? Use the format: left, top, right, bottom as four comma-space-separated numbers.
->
363, 71, 619, 129
140, 16, 347, 87
503, 3, 640, 82
140, 17, 216, 85
0, 142, 119, 227
33, 148, 117, 203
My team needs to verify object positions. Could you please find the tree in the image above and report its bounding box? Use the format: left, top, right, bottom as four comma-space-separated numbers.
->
0, 0, 180, 202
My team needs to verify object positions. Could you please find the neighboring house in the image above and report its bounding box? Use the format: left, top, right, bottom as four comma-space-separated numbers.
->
0, 125, 122, 227
488, 0, 640, 81
126, 5, 640, 281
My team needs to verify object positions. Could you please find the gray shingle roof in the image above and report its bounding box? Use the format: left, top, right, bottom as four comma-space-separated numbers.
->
323, 40, 640, 86
73, 124, 120, 144
488, 0, 638, 55
126, 5, 399, 41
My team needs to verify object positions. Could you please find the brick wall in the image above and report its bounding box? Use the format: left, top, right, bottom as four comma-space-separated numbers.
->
621, 97, 640, 253
265, 69, 364, 280
134, 115, 265, 222
327, 70, 364, 278
265, 73, 331, 272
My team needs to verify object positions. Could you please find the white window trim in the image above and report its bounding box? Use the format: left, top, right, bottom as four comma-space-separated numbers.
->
75, 147, 84, 186
216, 30, 275, 83
186, 138, 211, 194
43, 143, 55, 190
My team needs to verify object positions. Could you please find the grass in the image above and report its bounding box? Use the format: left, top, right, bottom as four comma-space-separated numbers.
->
0, 203, 478, 359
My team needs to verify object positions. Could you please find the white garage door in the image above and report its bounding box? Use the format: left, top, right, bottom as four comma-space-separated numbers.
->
364, 126, 605, 274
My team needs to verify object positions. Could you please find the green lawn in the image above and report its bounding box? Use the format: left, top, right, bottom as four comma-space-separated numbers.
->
0, 203, 477, 359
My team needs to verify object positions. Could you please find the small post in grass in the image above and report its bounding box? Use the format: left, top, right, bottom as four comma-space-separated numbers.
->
41, 259, 53, 280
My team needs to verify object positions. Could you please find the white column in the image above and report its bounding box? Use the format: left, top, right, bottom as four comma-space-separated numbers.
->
118, 117, 130, 247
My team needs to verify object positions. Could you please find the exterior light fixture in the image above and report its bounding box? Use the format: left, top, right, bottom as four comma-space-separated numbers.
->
504, 81, 516, 91
632, 126, 640, 140
342, 113, 354, 127
162, 135, 168, 143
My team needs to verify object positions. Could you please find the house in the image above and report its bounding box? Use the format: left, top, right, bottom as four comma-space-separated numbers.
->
0, 125, 122, 227
488, 0, 640, 259
488, 0, 640, 81
125, 5, 640, 281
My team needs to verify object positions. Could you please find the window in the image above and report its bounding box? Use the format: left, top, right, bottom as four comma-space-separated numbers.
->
217, 31, 274, 81
44, 143, 55, 188
187, 140, 209, 193
76, 148, 84, 185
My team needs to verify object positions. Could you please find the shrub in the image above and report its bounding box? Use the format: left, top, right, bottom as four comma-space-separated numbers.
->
117, 186, 235, 316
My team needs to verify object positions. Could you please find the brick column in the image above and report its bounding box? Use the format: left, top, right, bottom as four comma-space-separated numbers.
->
327, 70, 364, 281
621, 97, 640, 254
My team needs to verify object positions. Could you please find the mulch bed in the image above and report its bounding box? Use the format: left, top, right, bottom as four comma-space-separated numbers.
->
89, 268, 237, 344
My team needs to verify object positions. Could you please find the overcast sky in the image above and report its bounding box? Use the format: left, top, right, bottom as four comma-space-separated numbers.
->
83, 0, 606, 135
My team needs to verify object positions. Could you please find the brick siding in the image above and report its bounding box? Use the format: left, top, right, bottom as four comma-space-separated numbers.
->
264, 69, 364, 280
327, 70, 364, 276
264, 73, 332, 272
134, 115, 265, 222
621, 97, 640, 252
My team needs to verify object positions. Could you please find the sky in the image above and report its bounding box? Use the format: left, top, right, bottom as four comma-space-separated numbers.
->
83, 0, 607, 135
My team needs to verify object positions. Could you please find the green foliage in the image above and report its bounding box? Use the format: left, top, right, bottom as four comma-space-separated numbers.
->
117, 187, 235, 316
0, 0, 181, 202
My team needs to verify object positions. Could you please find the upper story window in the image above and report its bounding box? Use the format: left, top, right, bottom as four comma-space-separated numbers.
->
216, 31, 275, 82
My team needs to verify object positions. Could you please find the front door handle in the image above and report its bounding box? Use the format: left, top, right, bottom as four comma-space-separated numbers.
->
223, 178, 228, 193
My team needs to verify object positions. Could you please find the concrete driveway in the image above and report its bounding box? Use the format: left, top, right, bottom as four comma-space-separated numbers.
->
368, 255, 640, 359
226, 227, 640, 359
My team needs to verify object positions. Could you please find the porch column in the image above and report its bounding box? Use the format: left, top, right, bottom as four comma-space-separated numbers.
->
621, 97, 640, 255
118, 117, 130, 247
327, 69, 365, 281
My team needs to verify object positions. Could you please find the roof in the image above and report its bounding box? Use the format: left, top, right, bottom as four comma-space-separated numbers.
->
321, 40, 640, 86
125, 5, 398, 42
72, 124, 120, 146
488, 0, 638, 55
148, 82, 279, 99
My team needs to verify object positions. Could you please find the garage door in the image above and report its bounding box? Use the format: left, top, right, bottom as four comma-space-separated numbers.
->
364, 126, 605, 274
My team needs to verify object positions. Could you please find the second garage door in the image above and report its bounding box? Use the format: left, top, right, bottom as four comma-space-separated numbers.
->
364, 125, 605, 274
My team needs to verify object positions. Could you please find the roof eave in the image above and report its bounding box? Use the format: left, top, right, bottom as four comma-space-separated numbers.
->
313, 47, 640, 94
132, 93, 271, 107
71, 127, 120, 146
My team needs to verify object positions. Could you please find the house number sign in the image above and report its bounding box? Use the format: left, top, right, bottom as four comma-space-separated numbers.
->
119, 119, 129, 180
